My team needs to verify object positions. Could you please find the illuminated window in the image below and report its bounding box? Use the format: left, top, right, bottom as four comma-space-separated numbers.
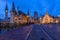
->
15, 18, 17, 20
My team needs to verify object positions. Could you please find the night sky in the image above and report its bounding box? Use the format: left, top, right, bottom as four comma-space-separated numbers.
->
0, 0, 60, 19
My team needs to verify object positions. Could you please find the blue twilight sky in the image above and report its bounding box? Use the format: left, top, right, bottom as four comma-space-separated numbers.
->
0, 0, 60, 19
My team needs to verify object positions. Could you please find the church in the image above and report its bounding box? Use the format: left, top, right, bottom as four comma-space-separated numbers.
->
0, 2, 60, 25
0, 2, 30, 25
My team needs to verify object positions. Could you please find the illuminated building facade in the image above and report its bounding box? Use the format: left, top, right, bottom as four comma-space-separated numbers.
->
10, 2, 30, 24
1, 2, 60, 25
0, 2, 30, 25
39, 12, 54, 24
39, 12, 60, 24
26, 10, 30, 23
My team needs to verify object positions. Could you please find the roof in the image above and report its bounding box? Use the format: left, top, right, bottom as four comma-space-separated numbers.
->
18, 10, 26, 16
40, 13, 55, 18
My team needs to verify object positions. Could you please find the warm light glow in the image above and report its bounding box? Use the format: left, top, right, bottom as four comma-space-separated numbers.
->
21, 16, 27, 24
56, 20, 59, 23
27, 15, 29, 18
39, 13, 54, 24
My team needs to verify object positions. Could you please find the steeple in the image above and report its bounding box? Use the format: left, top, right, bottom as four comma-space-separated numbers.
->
34, 11, 38, 17
5, 3, 8, 13
45, 11, 49, 16
10, 2, 16, 23
5, 3, 8, 22
11, 2, 15, 12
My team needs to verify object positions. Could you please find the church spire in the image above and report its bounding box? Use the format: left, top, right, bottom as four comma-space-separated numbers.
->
11, 2, 15, 12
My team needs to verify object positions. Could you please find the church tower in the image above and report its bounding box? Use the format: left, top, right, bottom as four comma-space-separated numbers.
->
10, 2, 15, 23
34, 11, 38, 20
27, 10, 30, 23
5, 3, 8, 22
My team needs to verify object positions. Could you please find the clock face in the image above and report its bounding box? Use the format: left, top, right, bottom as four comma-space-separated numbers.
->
6, 10, 8, 13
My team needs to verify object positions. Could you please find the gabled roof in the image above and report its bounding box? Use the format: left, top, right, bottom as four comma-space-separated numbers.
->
40, 13, 55, 18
